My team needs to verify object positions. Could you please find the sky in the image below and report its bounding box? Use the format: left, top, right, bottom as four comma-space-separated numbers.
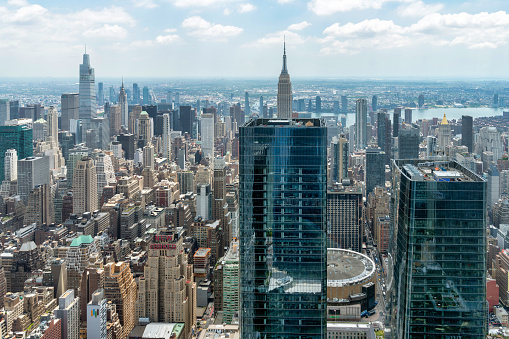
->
1, 0, 509, 79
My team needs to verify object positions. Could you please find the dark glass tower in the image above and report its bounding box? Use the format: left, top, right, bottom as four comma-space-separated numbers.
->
240, 118, 327, 338
461, 115, 473, 153
388, 160, 486, 338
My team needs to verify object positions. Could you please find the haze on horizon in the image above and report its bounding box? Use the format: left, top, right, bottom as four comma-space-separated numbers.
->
1, 0, 509, 79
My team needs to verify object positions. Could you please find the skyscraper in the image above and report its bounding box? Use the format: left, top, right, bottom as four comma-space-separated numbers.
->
398, 125, 420, 159
180, 106, 194, 135
327, 188, 363, 251
418, 94, 425, 108
329, 136, 348, 184
47, 106, 58, 148
437, 114, 452, 152
72, 157, 97, 215
316, 95, 322, 112
143, 86, 150, 105
388, 160, 486, 338
18, 156, 50, 204
405, 108, 412, 124
133, 83, 140, 104
109, 105, 121, 136
240, 118, 327, 338
372, 95, 378, 112
4, 149, 17, 182
393, 107, 401, 138
0, 99, 10, 126
259, 96, 263, 115
201, 113, 214, 159
79, 51, 97, 120
97, 82, 104, 106
9, 100, 19, 120
355, 98, 368, 150
462, 115, 473, 153
277, 42, 292, 119
162, 113, 171, 161
54, 289, 79, 339
341, 95, 348, 113
245, 91, 250, 115
87, 289, 107, 339
119, 81, 128, 128
137, 112, 152, 148
365, 147, 385, 195
61, 94, 79, 132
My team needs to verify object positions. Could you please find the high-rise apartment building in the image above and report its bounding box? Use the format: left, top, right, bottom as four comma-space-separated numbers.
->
355, 98, 368, 150
327, 187, 363, 251
25, 184, 54, 226
418, 94, 425, 108
109, 105, 121, 136
162, 113, 171, 160
341, 95, 348, 113
240, 118, 327, 338
119, 82, 128, 128
54, 289, 79, 339
79, 52, 96, 120
372, 95, 378, 112
133, 83, 140, 105
180, 106, 194, 136
201, 113, 214, 159
73, 157, 98, 215
143, 86, 150, 105
277, 43, 292, 119
4, 149, 17, 182
245, 91, 250, 115
223, 241, 239, 324
461, 115, 473, 153
388, 160, 486, 338
61, 94, 79, 131
136, 228, 196, 338
0, 125, 32, 183
47, 106, 58, 147
98, 82, 104, 106
9, 100, 19, 120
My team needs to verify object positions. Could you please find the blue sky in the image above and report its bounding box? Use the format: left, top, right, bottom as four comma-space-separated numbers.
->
1, 0, 509, 78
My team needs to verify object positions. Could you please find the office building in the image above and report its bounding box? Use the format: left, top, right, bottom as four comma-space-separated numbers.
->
73, 157, 98, 215
230, 103, 244, 128
418, 94, 425, 108
66, 146, 89, 188
476, 126, 503, 161
79, 52, 97, 120
143, 86, 150, 105
437, 114, 452, 153
327, 187, 363, 252
0, 125, 32, 183
9, 100, 19, 120
136, 228, 196, 338
119, 81, 128, 127
398, 126, 420, 160
162, 113, 171, 160
372, 95, 378, 112
98, 82, 104, 106
393, 108, 401, 138
138, 112, 152, 148
365, 147, 385, 195
117, 134, 135, 160
4, 148, 17, 182
405, 108, 412, 124
245, 91, 250, 115
316, 95, 322, 112
180, 106, 194, 136
277, 43, 292, 119
341, 95, 348, 113
104, 262, 137, 339
329, 136, 348, 184
54, 289, 79, 339
143, 144, 155, 170
377, 111, 391, 164
461, 115, 473, 153
61, 94, 80, 132
0, 99, 9, 126
109, 105, 121, 136
388, 160, 486, 338
133, 83, 140, 104
239, 118, 327, 338
201, 113, 214, 159
18, 156, 50, 203
355, 98, 367, 150
25, 183, 54, 226
87, 289, 107, 339
223, 241, 240, 324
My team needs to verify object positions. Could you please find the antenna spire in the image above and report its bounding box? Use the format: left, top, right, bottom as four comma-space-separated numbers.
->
281, 38, 288, 74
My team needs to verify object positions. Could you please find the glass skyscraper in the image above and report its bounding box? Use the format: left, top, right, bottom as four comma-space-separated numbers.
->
79, 52, 97, 120
387, 159, 486, 338
239, 118, 327, 338
0, 125, 33, 183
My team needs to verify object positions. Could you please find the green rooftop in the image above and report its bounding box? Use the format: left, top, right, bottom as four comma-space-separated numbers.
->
172, 323, 185, 338
70, 235, 94, 247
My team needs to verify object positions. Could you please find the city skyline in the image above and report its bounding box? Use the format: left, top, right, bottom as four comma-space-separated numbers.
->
0, 1, 509, 78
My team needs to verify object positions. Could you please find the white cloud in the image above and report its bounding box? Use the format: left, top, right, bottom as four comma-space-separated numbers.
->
155, 34, 179, 44
7, 0, 28, 7
320, 11, 509, 55
238, 3, 256, 13
244, 30, 308, 48
84, 24, 128, 39
278, 0, 294, 3
171, 0, 235, 7
288, 21, 312, 31
308, 0, 390, 15
397, 1, 443, 18
132, 0, 159, 9
223, 8, 231, 15
164, 28, 177, 33
182, 16, 243, 40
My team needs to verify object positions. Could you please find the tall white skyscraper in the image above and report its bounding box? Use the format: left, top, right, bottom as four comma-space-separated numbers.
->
119, 81, 128, 127
355, 98, 367, 150
4, 149, 17, 182
143, 144, 155, 170
87, 289, 107, 339
277, 41, 292, 119
54, 289, 80, 339
47, 106, 58, 148
201, 113, 214, 159
162, 113, 171, 160
79, 51, 97, 120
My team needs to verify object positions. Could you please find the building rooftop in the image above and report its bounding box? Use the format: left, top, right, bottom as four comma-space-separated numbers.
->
327, 249, 375, 287
244, 118, 324, 128
143, 323, 178, 339
397, 160, 483, 182
70, 235, 94, 247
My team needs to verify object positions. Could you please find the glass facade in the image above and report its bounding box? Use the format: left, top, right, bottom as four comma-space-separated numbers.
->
387, 160, 486, 338
240, 119, 327, 338
0, 125, 33, 183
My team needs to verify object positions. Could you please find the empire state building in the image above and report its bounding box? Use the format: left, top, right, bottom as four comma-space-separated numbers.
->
277, 42, 292, 119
